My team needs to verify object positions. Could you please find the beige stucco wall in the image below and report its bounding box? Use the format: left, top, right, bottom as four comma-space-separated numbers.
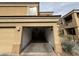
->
0, 17, 62, 55
0, 28, 16, 54
0, 27, 22, 55
0, 7, 28, 16
0, 2, 39, 16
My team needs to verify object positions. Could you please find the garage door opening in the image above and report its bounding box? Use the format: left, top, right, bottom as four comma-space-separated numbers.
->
21, 27, 54, 55
31, 27, 48, 43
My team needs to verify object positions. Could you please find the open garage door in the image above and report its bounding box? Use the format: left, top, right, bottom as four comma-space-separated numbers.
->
21, 27, 55, 55
0, 27, 16, 54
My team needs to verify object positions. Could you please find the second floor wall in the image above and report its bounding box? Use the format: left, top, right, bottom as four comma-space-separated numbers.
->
0, 2, 39, 16
60, 12, 79, 28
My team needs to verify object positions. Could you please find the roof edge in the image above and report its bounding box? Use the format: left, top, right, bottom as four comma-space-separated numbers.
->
0, 15, 61, 17
0, 2, 39, 4
62, 9, 79, 19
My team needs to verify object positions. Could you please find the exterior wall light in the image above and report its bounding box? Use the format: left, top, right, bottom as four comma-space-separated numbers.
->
16, 26, 20, 31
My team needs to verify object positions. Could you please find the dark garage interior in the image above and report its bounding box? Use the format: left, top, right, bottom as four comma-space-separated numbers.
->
31, 27, 48, 43
21, 27, 54, 55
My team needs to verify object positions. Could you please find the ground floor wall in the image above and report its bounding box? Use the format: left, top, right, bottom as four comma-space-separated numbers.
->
60, 27, 79, 46
0, 27, 22, 55
0, 28, 16, 54
0, 22, 62, 55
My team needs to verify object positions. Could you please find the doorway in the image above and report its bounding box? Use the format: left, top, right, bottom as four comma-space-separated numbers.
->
21, 27, 54, 55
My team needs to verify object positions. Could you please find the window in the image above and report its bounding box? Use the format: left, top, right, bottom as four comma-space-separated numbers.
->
66, 28, 76, 35
64, 15, 72, 23
29, 7, 37, 16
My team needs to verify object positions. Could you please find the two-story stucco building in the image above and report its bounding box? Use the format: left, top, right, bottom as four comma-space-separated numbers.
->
0, 2, 62, 56
60, 9, 79, 42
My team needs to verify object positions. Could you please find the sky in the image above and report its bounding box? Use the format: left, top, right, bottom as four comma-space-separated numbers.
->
40, 2, 79, 16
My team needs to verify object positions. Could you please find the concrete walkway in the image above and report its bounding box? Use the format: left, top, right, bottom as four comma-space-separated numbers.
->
21, 43, 56, 56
